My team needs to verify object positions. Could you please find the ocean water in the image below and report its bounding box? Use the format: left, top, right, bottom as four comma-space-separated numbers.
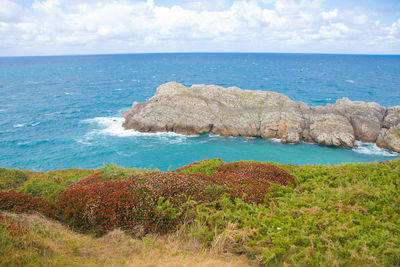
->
0, 53, 399, 171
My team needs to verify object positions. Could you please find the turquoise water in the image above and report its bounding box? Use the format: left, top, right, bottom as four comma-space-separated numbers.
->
0, 53, 399, 171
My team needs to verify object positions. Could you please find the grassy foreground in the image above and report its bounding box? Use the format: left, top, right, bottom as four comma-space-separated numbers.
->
0, 159, 399, 266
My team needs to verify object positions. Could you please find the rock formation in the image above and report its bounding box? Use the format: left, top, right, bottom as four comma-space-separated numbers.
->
123, 82, 400, 153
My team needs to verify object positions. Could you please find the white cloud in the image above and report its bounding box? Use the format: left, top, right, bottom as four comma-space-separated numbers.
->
0, 0, 23, 22
0, 0, 399, 55
390, 19, 400, 37
321, 9, 338, 20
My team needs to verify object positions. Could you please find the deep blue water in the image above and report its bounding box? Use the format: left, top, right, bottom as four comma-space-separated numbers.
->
0, 53, 399, 171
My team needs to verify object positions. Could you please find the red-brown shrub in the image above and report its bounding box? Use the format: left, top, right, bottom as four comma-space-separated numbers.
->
58, 172, 212, 234
0, 191, 58, 219
204, 162, 295, 203
216, 162, 295, 186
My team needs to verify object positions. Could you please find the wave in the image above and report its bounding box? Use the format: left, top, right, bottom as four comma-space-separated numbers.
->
81, 117, 188, 138
352, 141, 399, 157
13, 122, 40, 128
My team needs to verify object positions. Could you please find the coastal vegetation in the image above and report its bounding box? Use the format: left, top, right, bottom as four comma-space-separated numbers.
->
0, 159, 399, 266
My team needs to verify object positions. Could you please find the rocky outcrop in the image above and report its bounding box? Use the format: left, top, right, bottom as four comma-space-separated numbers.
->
123, 82, 400, 153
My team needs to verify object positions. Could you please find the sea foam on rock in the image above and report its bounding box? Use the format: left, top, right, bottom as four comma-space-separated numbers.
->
123, 82, 400, 153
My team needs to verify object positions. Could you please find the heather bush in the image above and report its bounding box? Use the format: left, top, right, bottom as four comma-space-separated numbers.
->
0, 191, 58, 219
58, 172, 212, 234
205, 162, 295, 203
0, 168, 28, 191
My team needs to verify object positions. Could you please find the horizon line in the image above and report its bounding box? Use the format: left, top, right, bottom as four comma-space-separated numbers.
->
1, 51, 400, 58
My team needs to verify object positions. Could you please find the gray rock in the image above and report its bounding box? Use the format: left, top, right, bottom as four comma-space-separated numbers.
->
376, 106, 400, 153
123, 82, 400, 152
330, 98, 386, 143
306, 110, 355, 148
382, 106, 400, 129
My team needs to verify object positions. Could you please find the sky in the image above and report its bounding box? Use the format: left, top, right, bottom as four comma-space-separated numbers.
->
0, 0, 400, 56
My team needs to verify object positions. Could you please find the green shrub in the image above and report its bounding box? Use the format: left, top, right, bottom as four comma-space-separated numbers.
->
0, 168, 28, 191
25, 169, 93, 182
97, 163, 153, 181
20, 169, 93, 201
22, 179, 71, 202
175, 159, 223, 175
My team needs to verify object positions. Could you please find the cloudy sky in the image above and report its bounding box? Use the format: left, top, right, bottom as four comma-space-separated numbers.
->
1, 0, 400, 56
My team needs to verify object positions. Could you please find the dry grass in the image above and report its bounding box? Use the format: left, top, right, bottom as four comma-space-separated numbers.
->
1, 212, 251, 267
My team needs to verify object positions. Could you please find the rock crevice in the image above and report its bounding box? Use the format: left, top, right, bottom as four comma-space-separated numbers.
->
123, 82, 400, 153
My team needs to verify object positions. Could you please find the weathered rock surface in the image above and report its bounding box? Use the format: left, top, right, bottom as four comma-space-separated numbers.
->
123, 82, 400, 152
376, 106, 400, 153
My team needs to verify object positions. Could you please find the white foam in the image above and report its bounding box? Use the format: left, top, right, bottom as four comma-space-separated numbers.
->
81, 117, 188, 138
17, 141, 31, 146
76, 138, 95, 146
31, 122, 40, 127
65, 92, 71, 95
13, 123, 26, 128
270, 138, 281, 143
346, 80, 355, 83
353, 141, 399, 157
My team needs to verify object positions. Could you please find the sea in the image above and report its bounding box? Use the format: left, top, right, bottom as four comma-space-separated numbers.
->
0, 53, 399, 171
